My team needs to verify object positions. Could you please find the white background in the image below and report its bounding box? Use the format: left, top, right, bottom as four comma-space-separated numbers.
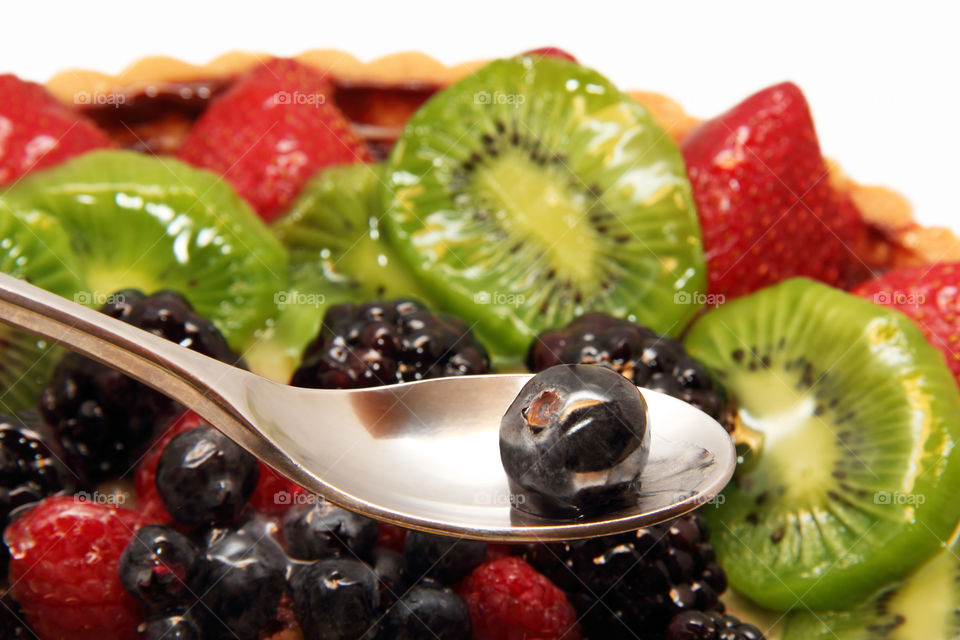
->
4, 1, 958, 230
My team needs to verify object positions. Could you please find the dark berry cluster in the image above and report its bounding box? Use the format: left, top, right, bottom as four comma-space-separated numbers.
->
667, 610, 765, 640
38, 289, 241, 481
521, 512, 731, 639
0, 413, 74, 574
527, 313, 733, 431
290, 299, 490, 389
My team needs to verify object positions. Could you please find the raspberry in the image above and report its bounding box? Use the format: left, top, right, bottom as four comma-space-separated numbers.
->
458, 556, 581, 640
527, 313, 733, 432
4, 495, 144, 640
40, 290, 241, 481
290, 299, 490, 389
248, 464, 308, 514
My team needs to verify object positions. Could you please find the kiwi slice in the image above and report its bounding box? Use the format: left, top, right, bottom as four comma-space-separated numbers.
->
783, 535, 960, 638
249, 164, 431, 380
682, 278, 960, 611
0, 207, 85, 411
3, 150, 287, 349
272, 163, 430, 301
382, 56, 705, 360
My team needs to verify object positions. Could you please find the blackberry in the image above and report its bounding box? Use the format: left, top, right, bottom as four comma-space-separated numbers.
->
290, 299, 490, 389
667, 610, 765, 640
526, 313, 733, 432
0, 412, 75, 574
520, 512, 728, 639
39, 289, 242, 481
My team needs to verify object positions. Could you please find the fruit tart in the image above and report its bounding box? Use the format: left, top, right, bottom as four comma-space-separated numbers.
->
0, 47, 959, 640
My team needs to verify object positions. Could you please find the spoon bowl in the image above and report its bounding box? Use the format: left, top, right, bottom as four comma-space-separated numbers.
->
0, 273, 736, 541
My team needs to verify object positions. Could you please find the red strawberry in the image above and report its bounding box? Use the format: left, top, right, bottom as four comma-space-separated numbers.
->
682, 82, 867, 298
177, 58, 371, 222
0, 74, 112, 184
4, 495, 144, 640
522, 47, 578, 62
458, 556, 582, 640
853, 262, 960, 385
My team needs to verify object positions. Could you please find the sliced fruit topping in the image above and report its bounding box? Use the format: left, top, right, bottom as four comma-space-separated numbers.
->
39, 290, 241, 482
0, 207, 85, 411
528, 312, 733, 431
683, 278, 960, 610
2, 149, 287, 348
177, 58, 372, 221
272, 163, 429, 302
290, 299, 490, 389
682, 82, 867, 298
382, 56, 705, 360
783, 535, 960, 639
854, 262, 960, 386
500, 364, 650, 517
4, 495, 145, 640
0, 74, 112, 184
521, 47, 578, 62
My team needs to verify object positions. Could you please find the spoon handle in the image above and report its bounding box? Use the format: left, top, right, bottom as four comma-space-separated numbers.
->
0, 273, 264, 450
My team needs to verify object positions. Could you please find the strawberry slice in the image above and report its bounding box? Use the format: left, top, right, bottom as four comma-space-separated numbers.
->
177, 58, 372, 222
854, 262, 960, 386
0, 74, 112, 184
682, 82, 867, 298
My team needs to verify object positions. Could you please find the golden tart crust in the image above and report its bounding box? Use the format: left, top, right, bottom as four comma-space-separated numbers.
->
47, 50, 960, 276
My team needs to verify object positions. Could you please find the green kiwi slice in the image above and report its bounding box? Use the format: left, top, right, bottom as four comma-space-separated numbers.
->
3, 150, 287, 349
682, 277, 960, 611
272, 163, 430, 302
382, 56, 705, 360
783, 534, 960, 638
0, 207, 85, 411
248, 163, 431, 381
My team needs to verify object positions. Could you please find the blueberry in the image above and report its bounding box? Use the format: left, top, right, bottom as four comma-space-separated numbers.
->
198, 520, 287, 639
402, 531, 486, 586
291, 558, 380, 640
282, 499, 379, 561
118, 524, 204, 611
156, 425, 259, 526
499, 364, 650, 516
137, 610, 205, 640
374, 583, 472, 639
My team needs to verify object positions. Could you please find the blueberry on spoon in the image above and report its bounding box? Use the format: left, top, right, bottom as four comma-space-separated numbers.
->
499, 364, 650, 517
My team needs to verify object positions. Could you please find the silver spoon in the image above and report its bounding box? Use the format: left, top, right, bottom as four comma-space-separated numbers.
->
0, 273, 735, 541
